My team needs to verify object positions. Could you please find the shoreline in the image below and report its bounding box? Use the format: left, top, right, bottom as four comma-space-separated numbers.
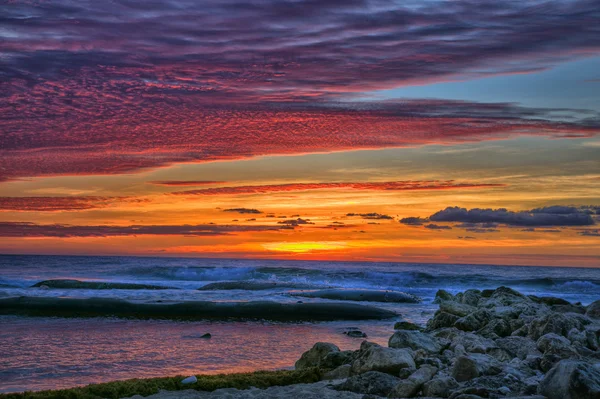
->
2, 286, 600, 398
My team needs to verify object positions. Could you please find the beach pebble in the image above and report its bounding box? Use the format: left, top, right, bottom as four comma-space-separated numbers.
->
181, 376, 197, 385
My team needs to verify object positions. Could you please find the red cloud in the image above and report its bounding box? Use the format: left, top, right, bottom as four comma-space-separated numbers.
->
0, 196, 145, 212
0, 222, 291, 238
149, 181, 226, 186
171, 181, 505, 196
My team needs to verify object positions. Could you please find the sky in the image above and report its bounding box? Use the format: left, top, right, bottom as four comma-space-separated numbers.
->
0, 0, 599, 266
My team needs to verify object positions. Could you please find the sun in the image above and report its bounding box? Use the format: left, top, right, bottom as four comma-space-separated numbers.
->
263, 241, 348, 253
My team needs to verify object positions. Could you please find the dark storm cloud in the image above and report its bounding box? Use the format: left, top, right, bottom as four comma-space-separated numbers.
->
346, 213, 394, 220
223, 208, 263, 214
1, 0, 599, 181
424, 224, 452, 230
399, 217, 429, 226
430, 206, 596, 227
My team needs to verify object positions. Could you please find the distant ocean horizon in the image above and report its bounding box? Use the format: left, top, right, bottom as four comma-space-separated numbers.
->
1, 254, 600, 393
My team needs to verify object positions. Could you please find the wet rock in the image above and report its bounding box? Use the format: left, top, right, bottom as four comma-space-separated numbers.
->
440, 300, 476, 317
344, 330, 367, 338
423, 376, 459, 398
388, 365, 438, 398
394, 320, 421, 330
389, 330, 443, 353
181, 376, 197, 384
477, 318, 512, 338
322, 350, 355, 369
460, 290, 482, 307
351, 343, 415, 375
495, 336, 541, 360
295, 342, 340, 369
333, 371, 401, 396
586, 299, 600, 319
528, 312, 591, 340
455, 310, 492, 332
538, 360, 600, 399
427, 311, 460, 330
434, 289, 454, 303
322, 364, 352, 380
451, 354, 501, 382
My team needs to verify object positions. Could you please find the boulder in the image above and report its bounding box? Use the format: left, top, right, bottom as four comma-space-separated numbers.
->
495, 336, 540, 360
389, 365, 438, 398
323, 364, 352, 380
351, 343, 415, 375
586, 300, 600, 319
434, 289, 454, 303
333, 371, 401, 396
344, 330, 367, 338
394, 320, 421, 330
423, 376, 459, 398
440, 300, 476, 317
428, 311, 460, 330
181, 376, 197, 384
451, 354, 502, 382
455, 310, 492, 332
460, 289, 482, 307
295, 342, 340, 369
528, 312, 591, 340
477, 318, 512, 338
538, 360, 600, 399
389, 330, 442, 353
322, 350, 355, 369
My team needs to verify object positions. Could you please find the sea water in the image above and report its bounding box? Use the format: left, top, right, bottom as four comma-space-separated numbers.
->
1, 254, 599, 392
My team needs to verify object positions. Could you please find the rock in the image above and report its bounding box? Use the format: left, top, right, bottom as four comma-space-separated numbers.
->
200, 333, 211, 339
552, 304, 586, 314
423, 376, 459, 398
323, 364, 352, 380
455, 310, 492, 332
344, 330, 367, 338
388, 365, 438, 398
477, 318, 512, 338
538, 360, 600, 399
440, 300, 476, 317
532, 296, 571, 306
322, 350, 355, 369
394, 320, 421, 330
434, 289, 454, 303
528, 312, 591, 340
586, 300, 600, 319
333, 371, 401, 396
295, 342, 340, 369
495, 336, 541, 360
293, 289, 421, 303
180, 375, 197, 384
460, 290, 482, 307
490, 286, 530, 305
351, 343, 415, 375
428, 311, 460, 330
451, 354, 501, 382
537, 333, 571, 353
389, 330, 442, 353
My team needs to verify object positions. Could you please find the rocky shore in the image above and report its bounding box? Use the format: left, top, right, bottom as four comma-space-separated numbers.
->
136, 286, 600, 399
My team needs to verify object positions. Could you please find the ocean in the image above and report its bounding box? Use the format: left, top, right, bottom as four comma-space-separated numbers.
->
1, 254, 599, 393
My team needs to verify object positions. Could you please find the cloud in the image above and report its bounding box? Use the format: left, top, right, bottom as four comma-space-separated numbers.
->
399, 217, 429, 226
424, 223, 452, 230
346, 213, 393, 220
458, 236, 477, 240
0, 222, 289, 238
173, 181, 504, 196
149, 181, 226, 186
222, 208, 262, 214
277, 218, 314, 226
1, 0, 599, 181
430, 206, 595, 227
579, 229, 600, 237
0, 196, 144, 212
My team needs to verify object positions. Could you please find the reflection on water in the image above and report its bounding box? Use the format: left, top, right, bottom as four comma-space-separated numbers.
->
0, 314, 433, 393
